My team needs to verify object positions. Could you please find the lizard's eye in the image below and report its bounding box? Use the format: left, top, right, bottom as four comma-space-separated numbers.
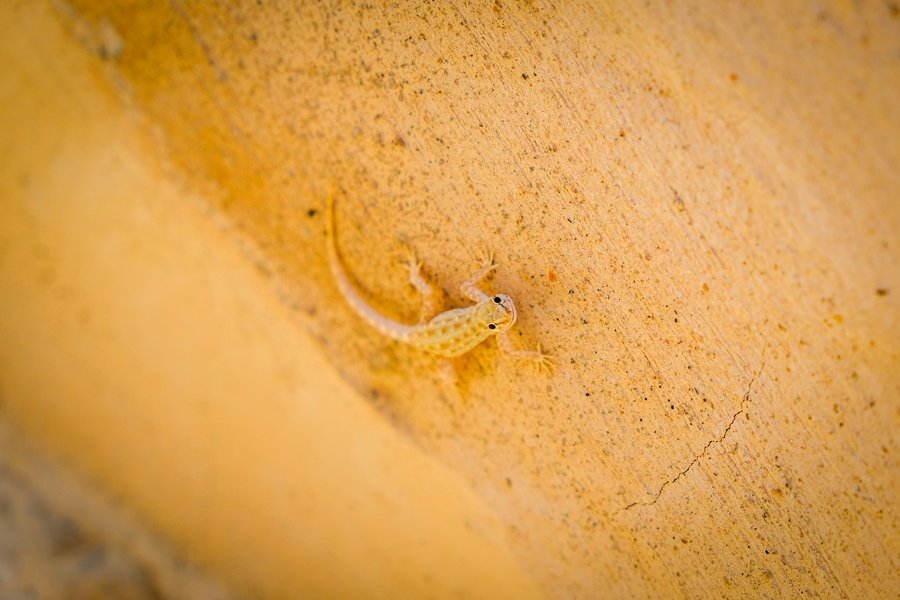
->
488, 323, 497, 330
493, 296, 502, 304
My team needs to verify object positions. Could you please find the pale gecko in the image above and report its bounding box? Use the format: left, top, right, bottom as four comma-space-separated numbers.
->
326, 194, 554, 371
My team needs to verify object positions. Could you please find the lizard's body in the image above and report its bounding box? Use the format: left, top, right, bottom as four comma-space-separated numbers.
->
326, 195, 552, 369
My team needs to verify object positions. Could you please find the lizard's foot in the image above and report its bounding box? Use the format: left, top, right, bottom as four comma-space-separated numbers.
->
474, 246, 497, 273
529, 343, 557, 373
498, 334, 555, 373
399, 247, 424, 277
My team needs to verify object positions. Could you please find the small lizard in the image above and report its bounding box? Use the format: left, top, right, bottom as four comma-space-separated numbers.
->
326, 194, 554, 371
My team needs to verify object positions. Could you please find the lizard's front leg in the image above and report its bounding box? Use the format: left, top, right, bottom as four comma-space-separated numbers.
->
460, 249, 497, 302
497, 332, 556, 372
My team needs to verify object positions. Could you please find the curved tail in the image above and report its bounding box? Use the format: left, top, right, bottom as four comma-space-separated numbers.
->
325, 194, 414, 340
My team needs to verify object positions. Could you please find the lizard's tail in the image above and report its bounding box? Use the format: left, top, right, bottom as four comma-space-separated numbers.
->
325, 192, 414, 340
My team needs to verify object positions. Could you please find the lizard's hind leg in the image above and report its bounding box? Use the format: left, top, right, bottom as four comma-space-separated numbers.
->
402, 249, 440, 323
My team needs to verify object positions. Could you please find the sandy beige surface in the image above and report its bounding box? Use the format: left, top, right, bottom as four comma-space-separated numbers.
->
0, 423, 236, 599
1, 0, 898, 598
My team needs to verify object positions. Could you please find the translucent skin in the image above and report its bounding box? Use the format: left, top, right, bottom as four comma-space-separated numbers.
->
404, 294, 517, 357
326, 193, 553, 370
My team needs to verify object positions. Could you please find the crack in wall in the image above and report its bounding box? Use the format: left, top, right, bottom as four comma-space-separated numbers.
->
618, 344, 768, 513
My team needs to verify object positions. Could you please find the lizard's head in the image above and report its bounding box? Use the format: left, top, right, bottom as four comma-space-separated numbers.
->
477, 294, 518, 334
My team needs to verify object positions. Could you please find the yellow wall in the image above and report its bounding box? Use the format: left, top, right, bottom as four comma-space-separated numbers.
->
1, 0, 897, 597
0, 2, 539, 597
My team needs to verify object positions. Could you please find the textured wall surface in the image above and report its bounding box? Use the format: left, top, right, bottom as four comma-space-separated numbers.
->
1, 0, 897, 598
